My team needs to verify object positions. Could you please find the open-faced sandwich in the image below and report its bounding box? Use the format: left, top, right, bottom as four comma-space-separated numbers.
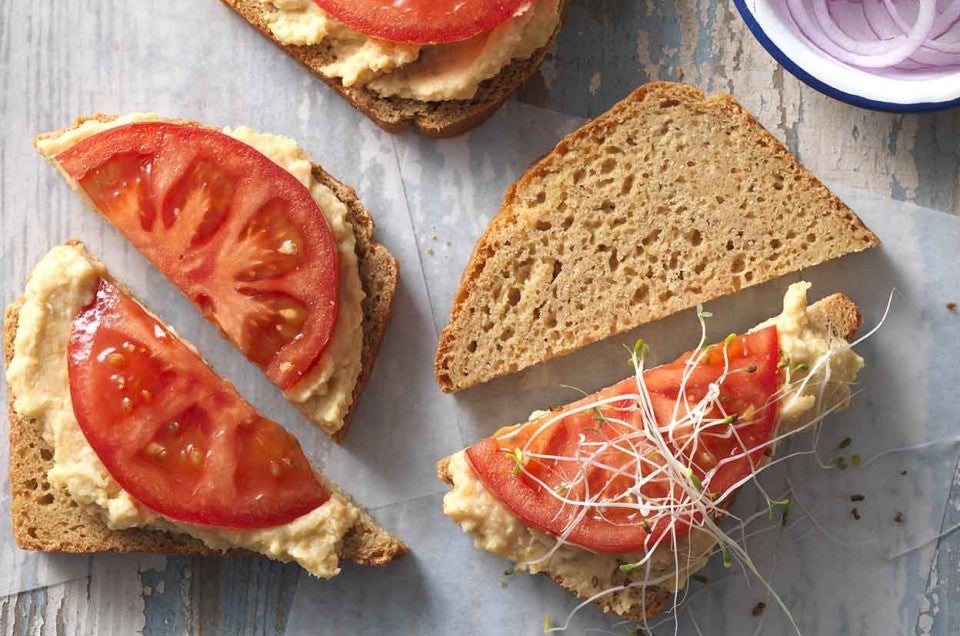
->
36, 115, 396, 442
5, 242, 406, 576
220, 0, 564, 137
439, 282, 864, 621
434, 82, 879, 392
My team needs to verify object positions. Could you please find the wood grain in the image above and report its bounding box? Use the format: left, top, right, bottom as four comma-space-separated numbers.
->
1, 0, 957, 634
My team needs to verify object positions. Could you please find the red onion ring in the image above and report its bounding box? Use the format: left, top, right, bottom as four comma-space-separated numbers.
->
786, 0, 956, 69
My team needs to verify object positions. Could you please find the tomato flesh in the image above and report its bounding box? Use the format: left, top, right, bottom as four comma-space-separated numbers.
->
56, 122, 339, 390
314, 0, 533, 44
466, 327, 780, 553
68, 279, 329, 528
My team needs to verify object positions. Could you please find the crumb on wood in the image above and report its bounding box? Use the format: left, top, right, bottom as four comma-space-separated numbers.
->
426, 246, 434, 255
445, 240, 451, 246
498, 580, 506, 588
431, 234, 438, 241
900, 470, 908, 476
752, 602, 766, 617
895, 511, 905, 523
851, 507, 861, 520
850, 494, 865, 502
947, 302, 957, 311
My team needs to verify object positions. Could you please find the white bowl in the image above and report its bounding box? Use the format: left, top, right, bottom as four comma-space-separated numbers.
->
734, 0, 960, 112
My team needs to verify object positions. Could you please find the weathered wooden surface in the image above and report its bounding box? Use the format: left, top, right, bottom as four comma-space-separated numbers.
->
1, 0, 958, 634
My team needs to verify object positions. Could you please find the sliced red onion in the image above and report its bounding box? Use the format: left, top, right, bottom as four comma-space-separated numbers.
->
813, 0, 906, 54
881, 0, 960, 49
786, 0, 953, 69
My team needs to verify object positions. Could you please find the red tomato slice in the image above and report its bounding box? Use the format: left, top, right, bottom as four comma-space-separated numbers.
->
68, 278, 330, 528
55, 122, 339, 390
314, 0, 534, 45
466, 327, 780, 553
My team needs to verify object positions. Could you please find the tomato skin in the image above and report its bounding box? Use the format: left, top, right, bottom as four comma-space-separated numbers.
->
466, 327, 781, 553
68, 278, 330, 529
314, 0, 533, 44
56, 122, 339, 390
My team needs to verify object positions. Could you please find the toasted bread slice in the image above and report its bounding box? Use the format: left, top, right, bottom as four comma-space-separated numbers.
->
219, 0, 562, 138
4, 243, 407, 567
434, 82, 879, 393
437, 292, 862, 621
35, 115, 398, 443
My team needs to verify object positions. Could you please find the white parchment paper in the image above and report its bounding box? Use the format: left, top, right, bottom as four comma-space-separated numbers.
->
284, 102, 960, 635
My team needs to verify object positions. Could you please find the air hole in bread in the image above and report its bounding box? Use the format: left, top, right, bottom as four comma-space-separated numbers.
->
466, 341, 477, 353
600, 158, 617, 175
507, 288, 521, 306
642, 229, 661, 246
535, 219, 551, 231
731, 254, 746, 273
37, 493, 54, 506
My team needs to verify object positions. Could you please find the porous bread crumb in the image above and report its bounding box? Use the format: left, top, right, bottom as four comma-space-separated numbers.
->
434, 82, 878, 392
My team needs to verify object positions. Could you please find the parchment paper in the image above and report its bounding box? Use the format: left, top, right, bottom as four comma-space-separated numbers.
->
284, 101, 960, 635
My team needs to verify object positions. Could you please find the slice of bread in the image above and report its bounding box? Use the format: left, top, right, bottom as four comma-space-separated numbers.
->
35, 115, 398, 443
219, 0, 561, 138
434, 82, 879, 393
4, 243, 407, 566
437, 292, 862, 621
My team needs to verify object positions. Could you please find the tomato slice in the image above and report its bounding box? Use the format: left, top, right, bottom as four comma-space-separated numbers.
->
466, 327, 780, 553
55, 122, 339, 390
68, 278, 330, 528
313, 0, 533, 45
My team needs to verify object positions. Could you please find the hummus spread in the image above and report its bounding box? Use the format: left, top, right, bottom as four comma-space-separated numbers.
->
258, 0, 560, 100
36, 114, 365, 437
6, 244, 357, 578
443, 283, 864, 606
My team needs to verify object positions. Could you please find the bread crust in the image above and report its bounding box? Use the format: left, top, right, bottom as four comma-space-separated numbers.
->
436, 292, 862, 621
218, 0, 562, 138
434, 82, 879, 392
3, 243, 407, 565
35, 114, 398, 442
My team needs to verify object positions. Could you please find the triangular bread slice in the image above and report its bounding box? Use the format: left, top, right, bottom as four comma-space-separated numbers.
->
4, 242, 406, 567
437, 291, 862, 620
219, 0, 562, 138
35, 115, 398, 443
434, 82, 879, 392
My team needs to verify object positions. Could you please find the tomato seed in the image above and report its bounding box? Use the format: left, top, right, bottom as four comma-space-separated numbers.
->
146, 442, 167, 459
107, 353, 126, 367
270, 461, 282, 477
167, 421, 179, 434
121, 397, 132, 413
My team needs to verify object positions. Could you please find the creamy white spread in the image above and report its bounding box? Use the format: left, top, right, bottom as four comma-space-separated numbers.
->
443, 283, 864, 609
6, 244, 357, 577
36, 114, 365, 437
258, 0, 560, 100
